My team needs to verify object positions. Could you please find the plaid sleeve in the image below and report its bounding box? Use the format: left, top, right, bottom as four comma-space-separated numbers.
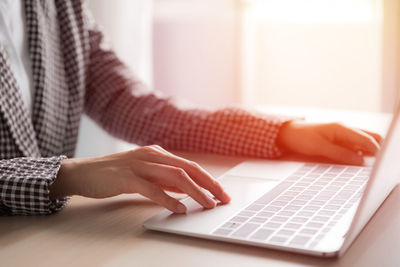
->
84, 12, 289, 158
0, 156, 69, 216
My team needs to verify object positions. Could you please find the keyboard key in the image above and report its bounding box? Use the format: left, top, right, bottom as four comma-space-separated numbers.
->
239, 210, 256, 217
300, 228, 318, 235
285, 223, 302, 229
277, 229, 295, 236
231, 216, 248, 223
320, 190, 336, 196
318, 210, 335, 216
276, 196, 294, 202
302, 190, 319, 196
269, 236, 288, 244
324, 205, 341, 211
222, 222, 242, 229
330, 166, 345, 172
328, 199, 346, 205
250, 228, 274, 241
271, 216, 289, 222
314, 195, 331, 201
344, 185, 360, 191
278, 210, 295, 217
322, 173, 336, 178
312, 216, 329, 222
291, 217, 308, 223
296, 182, 311, 187
290, 235, 311, 246
318, 178, 332, 182
263, 206, 281, 212
297, 211, 314, 217
284, 205, 302, 211
232, 223, 260, 238
290, 186, 306, 192
246, 204, 265, 212
303, 205, 319, 211
250, 217, 268, 223
331, 181, 345, 186
213, 228, 233, 236
309, 200, 325, 206
264, 222, 282, 229
296, 195, 313, 200
271, 201, 289, 206
346, 167, 361, 173
257, 211, 274, 217
291, 200, 307, 205
307, 222, 324, 228
336, 190, 355, 199
283, 191, 300, 197
309, 186, 324, 191
325, 186, 341, 191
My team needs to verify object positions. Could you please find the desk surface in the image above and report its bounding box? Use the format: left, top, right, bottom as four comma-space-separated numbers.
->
1, 107, 398, 267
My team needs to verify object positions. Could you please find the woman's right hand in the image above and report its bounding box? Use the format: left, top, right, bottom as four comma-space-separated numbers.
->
49, 145, 231, 213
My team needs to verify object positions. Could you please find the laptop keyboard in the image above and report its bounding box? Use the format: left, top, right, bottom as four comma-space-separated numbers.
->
212, 163, 371, 249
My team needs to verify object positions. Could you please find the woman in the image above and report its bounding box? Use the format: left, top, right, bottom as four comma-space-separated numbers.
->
0, 0, 381, 215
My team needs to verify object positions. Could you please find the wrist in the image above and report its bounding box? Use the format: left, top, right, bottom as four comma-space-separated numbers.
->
49, 158, 80, 199
276, 120, 296, 150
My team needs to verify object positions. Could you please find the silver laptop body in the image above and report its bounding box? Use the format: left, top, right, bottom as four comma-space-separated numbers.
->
144, 105, 399, 258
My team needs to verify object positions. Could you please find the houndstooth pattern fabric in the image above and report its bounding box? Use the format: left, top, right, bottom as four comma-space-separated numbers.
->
0, 0, 287, 216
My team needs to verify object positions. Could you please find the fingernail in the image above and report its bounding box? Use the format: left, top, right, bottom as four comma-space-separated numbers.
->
176, 203, 186, 213
206, 199, 217, 209
222, 192, 231, 203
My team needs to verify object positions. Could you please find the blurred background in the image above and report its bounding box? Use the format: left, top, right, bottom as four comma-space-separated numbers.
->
76, 0, 400, 157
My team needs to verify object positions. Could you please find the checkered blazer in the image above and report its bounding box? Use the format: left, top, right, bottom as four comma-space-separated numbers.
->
0, 0, 286, 215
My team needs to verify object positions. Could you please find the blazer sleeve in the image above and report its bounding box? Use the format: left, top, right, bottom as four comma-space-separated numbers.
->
84, 14, 289, 159
0, 156, 69, 215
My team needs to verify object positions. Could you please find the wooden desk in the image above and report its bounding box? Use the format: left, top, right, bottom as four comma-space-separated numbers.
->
1, 107, 397, 267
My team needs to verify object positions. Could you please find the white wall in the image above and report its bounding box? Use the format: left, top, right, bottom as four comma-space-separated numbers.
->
153, 0, 240, 108
75, 0, 152, 157
240, 0, 384, 112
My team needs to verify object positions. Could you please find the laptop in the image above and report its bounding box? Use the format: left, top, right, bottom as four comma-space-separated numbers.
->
144, 104, 399, 258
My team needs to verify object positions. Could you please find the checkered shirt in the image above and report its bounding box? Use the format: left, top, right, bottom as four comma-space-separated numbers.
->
0, 0, 287, 215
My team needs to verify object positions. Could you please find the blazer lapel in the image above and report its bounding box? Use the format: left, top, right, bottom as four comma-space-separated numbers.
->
24, 0, 70, 157
0, 48, 40, 157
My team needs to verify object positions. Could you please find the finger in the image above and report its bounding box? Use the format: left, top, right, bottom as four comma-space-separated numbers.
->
360, 129, 383, 144
137, 146, 231, 203
128, 176, 186, 213
330, 124, 380, 155
161, 158, 230, 203
154, 183, 184, 194
318, 140, 364, 165
133, 161, 217, 209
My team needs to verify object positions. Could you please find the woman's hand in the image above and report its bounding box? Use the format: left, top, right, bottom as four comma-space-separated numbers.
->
49, 145, 231, 213
277, 120, 383, 165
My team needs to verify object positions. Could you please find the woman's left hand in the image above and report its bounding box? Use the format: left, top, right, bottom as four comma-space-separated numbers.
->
276, 120, 383, 165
